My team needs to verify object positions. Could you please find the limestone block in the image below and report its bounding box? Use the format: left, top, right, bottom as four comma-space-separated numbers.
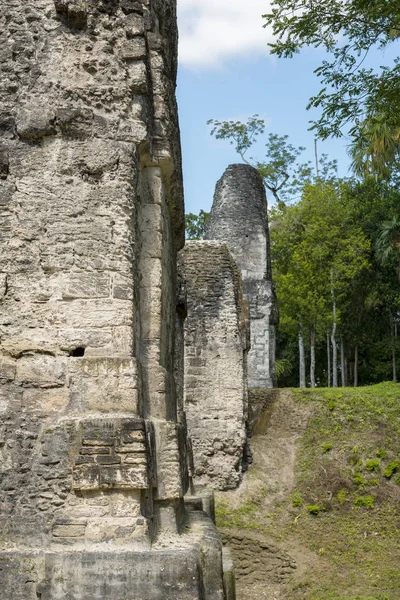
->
0, 357, 16, 381
0, 181, 15, 206
0, 0, 227, 595
154, 421, 188, 500
56, 107, 93, 139
0, 145, 9, 179
72, 418, 154, 491
22, 388, 70, 413
16, 355, 67, 388
61, 272, 111, 300
68, 357, 139, 413
16, 107, 55, 140
119, 38, 147, 61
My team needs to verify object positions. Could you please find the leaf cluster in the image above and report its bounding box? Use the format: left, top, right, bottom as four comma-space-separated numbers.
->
263, 0, 400, 174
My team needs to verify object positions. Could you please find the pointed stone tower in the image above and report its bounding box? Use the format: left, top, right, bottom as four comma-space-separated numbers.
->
206, 164, 278, 389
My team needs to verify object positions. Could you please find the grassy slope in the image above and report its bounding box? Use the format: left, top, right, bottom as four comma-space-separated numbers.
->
216, 383, 400, 600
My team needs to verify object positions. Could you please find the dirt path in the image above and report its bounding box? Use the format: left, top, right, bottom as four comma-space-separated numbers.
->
216, 389, 320, 600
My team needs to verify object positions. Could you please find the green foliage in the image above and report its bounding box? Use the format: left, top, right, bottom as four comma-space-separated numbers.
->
336, 489, 350, 504
365, 459, 380, 472
207, 115, 265, 159
291, 492, 303, 507
353, 471, 366, 487
354, 495, 375, 508
185, 210, 210, 240
207, 116, 329, 205
271, 179, 370, 374
354, 496, 375, 508
263, 0, 400, 176
275, 357, 293, 378
274, 177, 400, 388
322, 442, 333, 453
383, 460, 400, 479
307, 504, 321, 515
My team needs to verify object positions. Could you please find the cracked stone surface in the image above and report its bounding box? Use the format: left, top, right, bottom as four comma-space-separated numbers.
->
0, 1, 231, 598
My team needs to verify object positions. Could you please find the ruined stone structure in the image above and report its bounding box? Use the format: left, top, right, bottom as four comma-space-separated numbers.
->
179, 242, 249, 492
0, 1, 233, 598
206, 164, 278, 389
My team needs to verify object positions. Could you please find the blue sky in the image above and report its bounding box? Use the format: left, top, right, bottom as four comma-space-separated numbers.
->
176, 0, 398, 215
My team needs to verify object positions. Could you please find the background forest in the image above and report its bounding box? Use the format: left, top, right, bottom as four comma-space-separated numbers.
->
185, 0, 400, 390
186, 127, 400, 389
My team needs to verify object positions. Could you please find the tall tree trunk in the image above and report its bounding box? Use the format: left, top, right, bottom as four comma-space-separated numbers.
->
310, 326, 316, 388
354, 344, 358, 387
299, 324, 306, 388
327, 330, 331, 388
331, 272, 338, 387
340, 338, 345, 387
391, 313, 397, 383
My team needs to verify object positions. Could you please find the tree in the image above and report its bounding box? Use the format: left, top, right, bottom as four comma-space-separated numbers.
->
375, 217, 400, 279
271, 180, 370, 387
208, 116, 338, 206
350, 115, 400, 179
185, 210, 210, 240
208, 115, 313, 206
263, 1, 400, 171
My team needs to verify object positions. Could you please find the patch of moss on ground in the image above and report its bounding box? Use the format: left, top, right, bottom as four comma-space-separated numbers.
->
216, 382, 400, 600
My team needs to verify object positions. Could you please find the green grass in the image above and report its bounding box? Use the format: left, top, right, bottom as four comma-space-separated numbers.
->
216, 382, 400, 600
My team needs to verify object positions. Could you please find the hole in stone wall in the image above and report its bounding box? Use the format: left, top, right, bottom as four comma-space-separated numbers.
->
69, 347, 85, 357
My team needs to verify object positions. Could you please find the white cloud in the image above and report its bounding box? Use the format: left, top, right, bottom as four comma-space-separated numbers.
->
177, 0, 274, 69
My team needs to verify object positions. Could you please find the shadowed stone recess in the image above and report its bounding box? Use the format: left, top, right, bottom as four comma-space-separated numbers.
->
206, 164, 278, 388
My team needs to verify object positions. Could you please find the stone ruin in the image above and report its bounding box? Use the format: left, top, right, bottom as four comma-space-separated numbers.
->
0, 0, 234, 598
206, 164, 278, 390
0, 1, 277, 598
180, 164, 277, 493
179, 242, 250, 492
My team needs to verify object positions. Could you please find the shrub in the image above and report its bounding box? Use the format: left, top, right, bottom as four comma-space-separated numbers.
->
383, 460, 400, 479
322, 442, 333, 453
307, 504, 321, 515
354, 495, 375, 508
365, 459, 380, 472
337, 489, 349, 504
353, 471, 365, 486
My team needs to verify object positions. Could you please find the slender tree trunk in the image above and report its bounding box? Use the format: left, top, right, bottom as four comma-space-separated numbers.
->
327, 330, 331, 388
331, 316, 338, 388
340, 338, 345, 387
391, 313, 397, 383
310, 326, 316, 388
354, 344, 358, 387
299, 324, 306, 388
331, 272, 338, 387
344, 355, 348, 387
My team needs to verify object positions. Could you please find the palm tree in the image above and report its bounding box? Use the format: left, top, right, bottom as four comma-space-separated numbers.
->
375, 217, 400, 279
350, 114, 400, 179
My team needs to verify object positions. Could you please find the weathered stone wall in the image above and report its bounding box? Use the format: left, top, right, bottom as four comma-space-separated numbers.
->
0, 1, 230, 598
179, 241, 249, 491
206, 164, 278, 389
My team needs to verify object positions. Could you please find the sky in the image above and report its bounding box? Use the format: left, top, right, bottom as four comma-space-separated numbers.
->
175, 0, 396, 215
